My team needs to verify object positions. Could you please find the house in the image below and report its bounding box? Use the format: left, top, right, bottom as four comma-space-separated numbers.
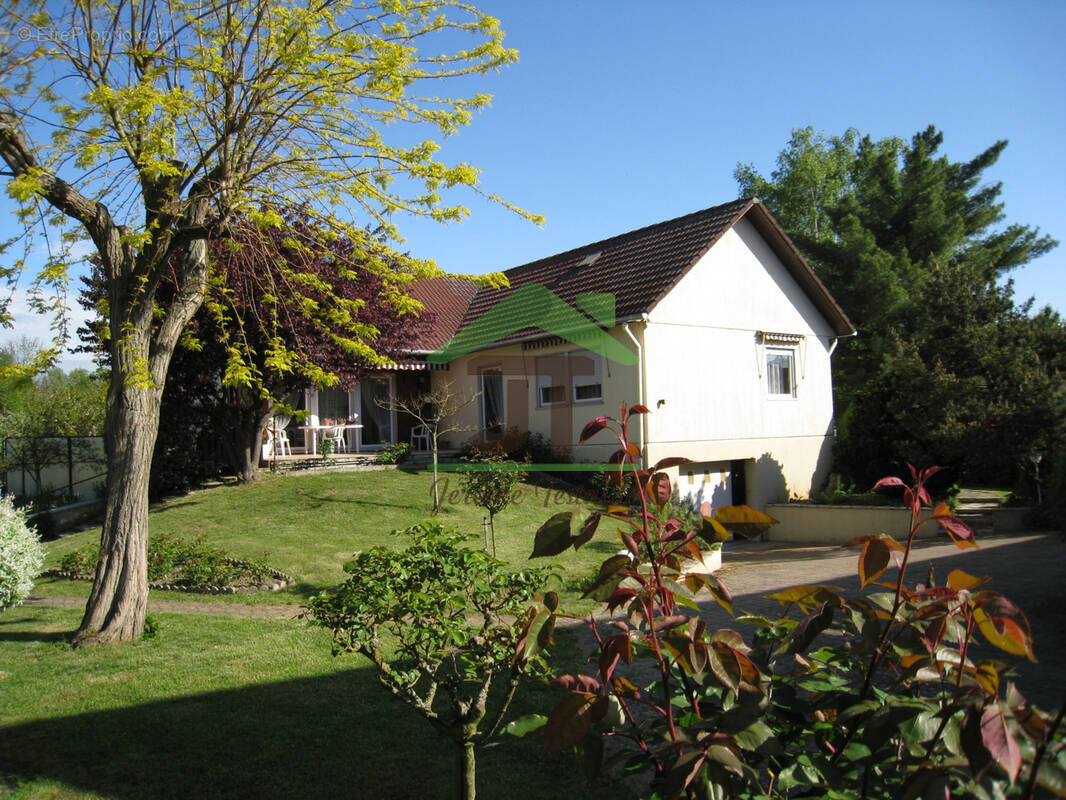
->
291, 197, 856, 508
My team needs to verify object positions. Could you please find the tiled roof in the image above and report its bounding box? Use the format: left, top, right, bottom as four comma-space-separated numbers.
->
406, 275, 480, 351
453, 198, 855, 347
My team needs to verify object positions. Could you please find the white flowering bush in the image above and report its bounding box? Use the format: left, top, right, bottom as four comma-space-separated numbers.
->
0, 495, 45, 611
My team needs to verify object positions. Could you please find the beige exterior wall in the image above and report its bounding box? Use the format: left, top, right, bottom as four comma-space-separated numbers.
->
431, 328, 639, 460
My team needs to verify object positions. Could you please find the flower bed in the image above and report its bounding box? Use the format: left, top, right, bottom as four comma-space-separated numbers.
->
48, 534, 294, 593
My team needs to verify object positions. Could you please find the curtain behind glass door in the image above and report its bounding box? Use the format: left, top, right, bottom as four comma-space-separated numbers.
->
359, 378, 393, 446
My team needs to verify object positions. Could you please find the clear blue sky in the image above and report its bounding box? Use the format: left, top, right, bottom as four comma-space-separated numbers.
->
398, 0, 1066, 310
4, 0, 1064, 370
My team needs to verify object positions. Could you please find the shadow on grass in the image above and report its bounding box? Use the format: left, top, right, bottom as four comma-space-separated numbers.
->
0, 629, 71, 644
0, 667, 625, 800
292, 490, 415, 510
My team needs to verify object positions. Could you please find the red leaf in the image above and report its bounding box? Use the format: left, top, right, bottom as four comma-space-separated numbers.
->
531, 511, 576, 558
920, 466, 944, 483
697, 572, 734, 615
858, 537, 891, 587
937, 514, 977, 548
543, 693, 597, 752
605, 587, 637, 612
652, 456, 692, 471
551, 674, 602, 693
572, 512, 600, 550
972, 591, 1036, 661
713, 505, 779, 538
981, 701, 1022, 783
579, 416, 610, 444
628, 404, 651, 416
648, 472, 671, 508
947, 569, 987, 591
873, 476, 907, 491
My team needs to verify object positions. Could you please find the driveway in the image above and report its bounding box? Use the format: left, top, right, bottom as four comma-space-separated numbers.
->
708, 531, 1065, 710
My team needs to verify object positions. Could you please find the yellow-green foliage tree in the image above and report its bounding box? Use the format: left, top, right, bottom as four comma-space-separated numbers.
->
0, 0, 535, 645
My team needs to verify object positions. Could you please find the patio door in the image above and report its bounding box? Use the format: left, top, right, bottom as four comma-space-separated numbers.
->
357, 376, 394, 448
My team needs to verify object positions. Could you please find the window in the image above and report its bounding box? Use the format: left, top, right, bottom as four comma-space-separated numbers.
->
766, 349, 796, 397
535, 355, 567, 407
570, 351, 602, 403
535, 351, 603, 406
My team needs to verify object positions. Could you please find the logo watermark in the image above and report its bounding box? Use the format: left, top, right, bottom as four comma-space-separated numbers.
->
10, 25, 168, 45
428, 283, 639, 465
431, 474, 617, 510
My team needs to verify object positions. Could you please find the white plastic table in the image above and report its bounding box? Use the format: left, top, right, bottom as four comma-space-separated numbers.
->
298, 424, 363, 455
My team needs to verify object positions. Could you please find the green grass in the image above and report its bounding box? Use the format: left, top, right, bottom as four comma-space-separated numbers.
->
0, 606, 631, 799
40, 468, 617, 613
5, 467, 633, 799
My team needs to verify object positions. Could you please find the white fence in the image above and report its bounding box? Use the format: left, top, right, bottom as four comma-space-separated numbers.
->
2, 436, 107, 504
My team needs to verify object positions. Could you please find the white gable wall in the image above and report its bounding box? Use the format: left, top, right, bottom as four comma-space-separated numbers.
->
642, 217, 839, 506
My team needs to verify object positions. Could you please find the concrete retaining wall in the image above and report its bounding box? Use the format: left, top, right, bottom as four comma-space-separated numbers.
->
763, 503, 1033, 544
29, 498, 105, 539
764, 504, 937, 544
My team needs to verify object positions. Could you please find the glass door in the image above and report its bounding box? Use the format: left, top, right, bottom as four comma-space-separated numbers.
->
479, 367, 504, 434
358, 377, 394, 448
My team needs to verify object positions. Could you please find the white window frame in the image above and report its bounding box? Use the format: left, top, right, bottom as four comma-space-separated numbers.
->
570, 350, 603, 404
766, 347, 797, 398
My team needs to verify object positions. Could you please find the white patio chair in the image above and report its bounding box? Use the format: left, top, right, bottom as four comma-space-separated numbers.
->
410, 424, 431, 451
270, 416, 292, 456
322, 422, 348, 453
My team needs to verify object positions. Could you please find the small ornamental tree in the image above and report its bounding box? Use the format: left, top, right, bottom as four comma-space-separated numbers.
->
460, 453, 525, 556
379, 380, 478, 513
307, 521, 558, 800
515, 404, 1064, 799
0, 496, 45, 612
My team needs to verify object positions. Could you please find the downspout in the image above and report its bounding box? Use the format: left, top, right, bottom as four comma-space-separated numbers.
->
621, 316, 648, 468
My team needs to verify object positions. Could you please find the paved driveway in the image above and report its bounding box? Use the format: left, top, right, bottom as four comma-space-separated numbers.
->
706, 531, 1066, 710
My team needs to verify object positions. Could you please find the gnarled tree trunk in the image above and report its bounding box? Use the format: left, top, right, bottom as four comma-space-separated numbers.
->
75, 371, 162, 645
75, 235, 210, 646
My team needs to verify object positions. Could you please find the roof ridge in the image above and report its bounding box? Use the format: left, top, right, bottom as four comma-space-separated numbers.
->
500, 197, 754, 279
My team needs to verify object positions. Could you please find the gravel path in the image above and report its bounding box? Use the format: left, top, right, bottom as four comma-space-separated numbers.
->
23, 594, 303, 619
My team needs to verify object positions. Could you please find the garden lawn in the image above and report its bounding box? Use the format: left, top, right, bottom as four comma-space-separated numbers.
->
37, 468, 616, 615
0, 605, 632, 799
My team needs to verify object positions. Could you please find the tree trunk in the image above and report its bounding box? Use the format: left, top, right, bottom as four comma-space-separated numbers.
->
458, 741, 476, 800
217, 395, 268, 483
75, 231, 210, 646
432, 438, 441, 514
74, 372, 162, 646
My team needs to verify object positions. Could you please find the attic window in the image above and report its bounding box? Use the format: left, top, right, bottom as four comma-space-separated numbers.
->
577, 251, 602, 267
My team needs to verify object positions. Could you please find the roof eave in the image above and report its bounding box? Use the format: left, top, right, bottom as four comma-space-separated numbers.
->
744, 201, 857, 337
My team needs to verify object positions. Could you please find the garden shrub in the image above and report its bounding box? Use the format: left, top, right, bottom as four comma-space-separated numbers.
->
0, 495, 45, 611
376, 441, 411, 465
516, 404, 1065, 799
59, 534, 271, 590
307, 520, 556, 800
